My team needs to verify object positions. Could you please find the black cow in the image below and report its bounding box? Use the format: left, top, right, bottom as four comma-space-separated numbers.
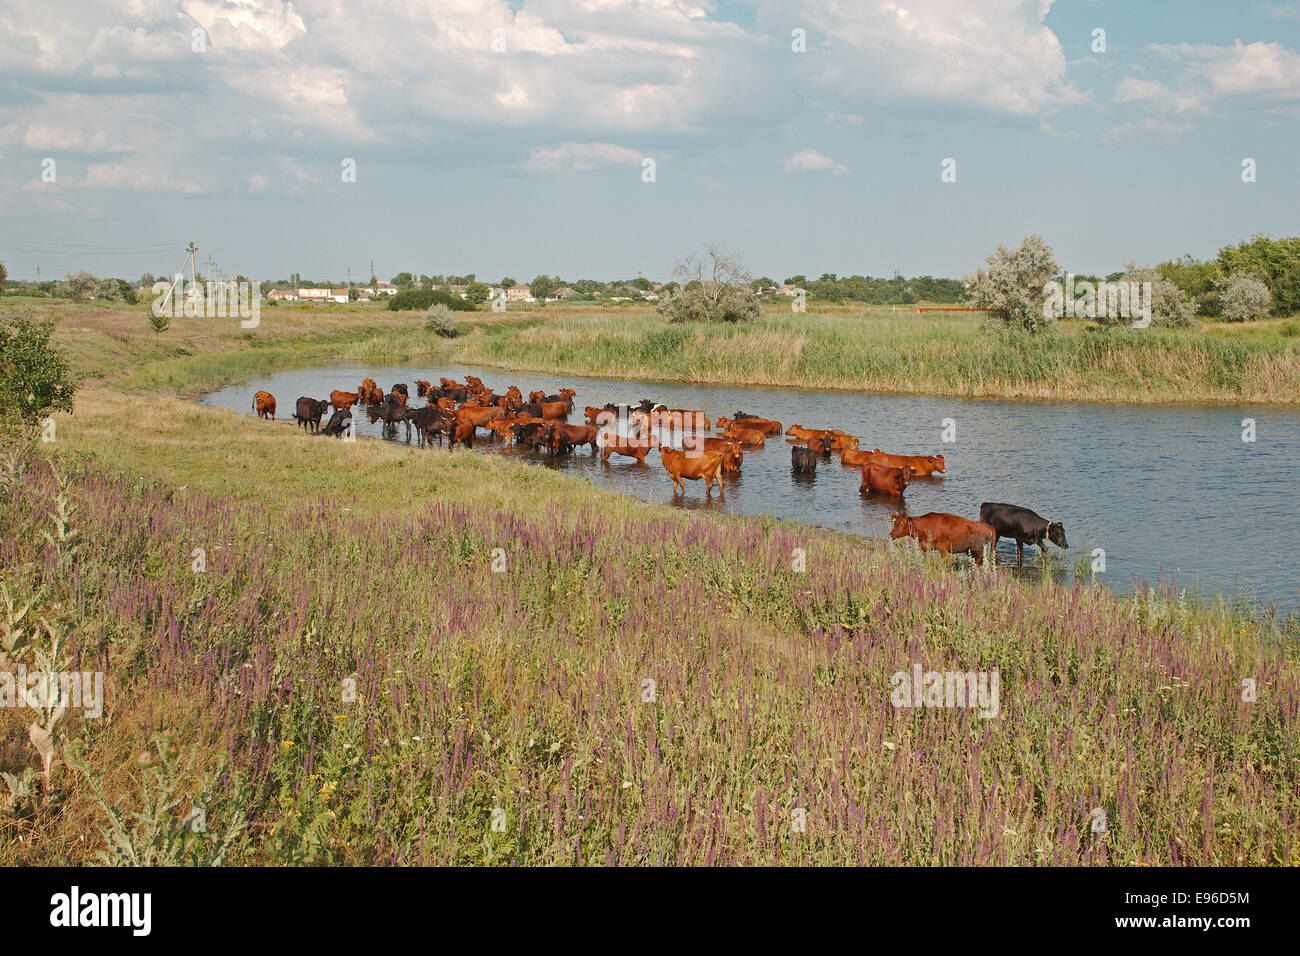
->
433, 385, 469, 403
792, 446, 817, 474
978, 502, 1068, 568
322, 408, 352, 438
391, 383, 409, 398
408, 406, 452, 447
511, 421, 549, 450
367, 398, 411, 440
293, 397, 330, 434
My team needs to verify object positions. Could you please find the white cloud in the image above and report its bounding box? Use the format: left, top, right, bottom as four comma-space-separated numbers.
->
522, 141, 642, 171
783, 148, 849, 176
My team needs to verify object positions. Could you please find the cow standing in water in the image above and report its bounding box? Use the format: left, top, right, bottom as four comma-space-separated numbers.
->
890, 512, 995, 565
979, 503, 1068, 568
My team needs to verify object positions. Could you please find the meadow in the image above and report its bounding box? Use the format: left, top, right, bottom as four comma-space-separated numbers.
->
0, 299, 1297, 865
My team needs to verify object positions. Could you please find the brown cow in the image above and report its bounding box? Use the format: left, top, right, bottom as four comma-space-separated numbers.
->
465, 375, 485, 391
890, 512, 995, 564
415, 380, 432, 397
660, 447, 726, 496
439, 377, 463, 390
865, 450, 946, 476
329, 389, 361, 411
807, 437, 829, 459
253, 391, 276, 420
598, 431, 660, 464
585, 405, 617, 426
545, 422, 599, 454
455, 406, 505, 430
449, 419, 476, 450
724, 426, 766, 447
484, 415, 543, 444
537, 401, 569, 420
726, 413, 781, 435
683, 435, 743, 474
839, 446, 875, 467
785, 424, 835, 442
359, 378, 377, 400
860, 463, 915, 497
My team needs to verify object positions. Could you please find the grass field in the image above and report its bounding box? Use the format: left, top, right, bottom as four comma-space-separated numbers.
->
1, 299, 1297, 865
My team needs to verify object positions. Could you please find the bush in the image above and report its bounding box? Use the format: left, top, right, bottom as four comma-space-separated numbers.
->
1196, 290, 1223, 318
1219, 273, 1272, 323
387, 289, 474, 312
965, 235, 1060, 333
0, 317, 77, 429
1108, 264, 1194, 328
424, 304, 460, 338
656, 245, 760, 324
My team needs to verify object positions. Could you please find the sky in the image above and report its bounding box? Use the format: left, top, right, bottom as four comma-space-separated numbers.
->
1, 0, 1300, 284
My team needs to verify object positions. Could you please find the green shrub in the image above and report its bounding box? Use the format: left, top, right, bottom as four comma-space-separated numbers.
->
388, 289, 474, 312
0, 317, 77, 428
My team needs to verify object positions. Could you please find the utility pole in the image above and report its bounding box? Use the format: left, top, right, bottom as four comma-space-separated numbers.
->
160, 242, 198, 315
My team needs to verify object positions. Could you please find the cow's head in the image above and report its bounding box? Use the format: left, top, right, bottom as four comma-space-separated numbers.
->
930, 454, 946, 473
1047, 522, 1068, 549
900, 466, 916, 488
889, 513, 911, 539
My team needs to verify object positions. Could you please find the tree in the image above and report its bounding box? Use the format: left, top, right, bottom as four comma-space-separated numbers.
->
500, 276, 517, 289
784, 275, 807, 287
656, 245, 760, 324
529, 274, 557, 303
1219, 273, 1272, 322
1216, 235, 1300, 315
465, 282, 490, 306
148, 311, 172, 336
0, 261, 7, 286
964, 235, 1061, 333
140, 272, 155, 288
392, 272, 414, 289
750, 276, 776, 292
61, 271, 98, 302
0, 317, 77, 428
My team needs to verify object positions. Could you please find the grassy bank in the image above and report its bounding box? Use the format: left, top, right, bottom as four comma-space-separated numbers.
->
29, 297, 1300, 405
1, 302, 1296, 865
454, 306, 1300, 405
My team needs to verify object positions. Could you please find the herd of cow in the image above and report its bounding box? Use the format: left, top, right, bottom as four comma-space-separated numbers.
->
251, 375, 1069, 568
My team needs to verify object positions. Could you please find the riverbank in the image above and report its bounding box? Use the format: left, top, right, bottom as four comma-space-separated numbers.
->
26, 297, 1300, 405
2, 300, 1297, 865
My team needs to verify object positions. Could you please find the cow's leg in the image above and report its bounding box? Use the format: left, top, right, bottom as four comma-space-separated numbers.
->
1015, 539, 1024, 569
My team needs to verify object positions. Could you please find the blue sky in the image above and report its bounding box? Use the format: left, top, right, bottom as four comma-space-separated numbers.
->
2, 0, 1299, 284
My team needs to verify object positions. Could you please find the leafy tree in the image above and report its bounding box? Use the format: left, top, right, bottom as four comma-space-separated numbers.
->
392, 272, 414, 289
529, 274, 557, 303
500, 276, 517, 289
1219, 273, 1272, 323
0, 317, 76, 428
1216, 235, 1300, 314
148, 312, 171, 336
139, 272, 155, 288
465, 282, 491, 306
60, 271, 98, 302
0, 261, 7, 286
657, 245, 760, 324
750, 276, 776, 292
784, 275, 807, 287
964, 235, 1061, 332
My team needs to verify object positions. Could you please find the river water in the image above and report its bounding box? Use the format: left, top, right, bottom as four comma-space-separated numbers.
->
203, 362, 1300, 610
